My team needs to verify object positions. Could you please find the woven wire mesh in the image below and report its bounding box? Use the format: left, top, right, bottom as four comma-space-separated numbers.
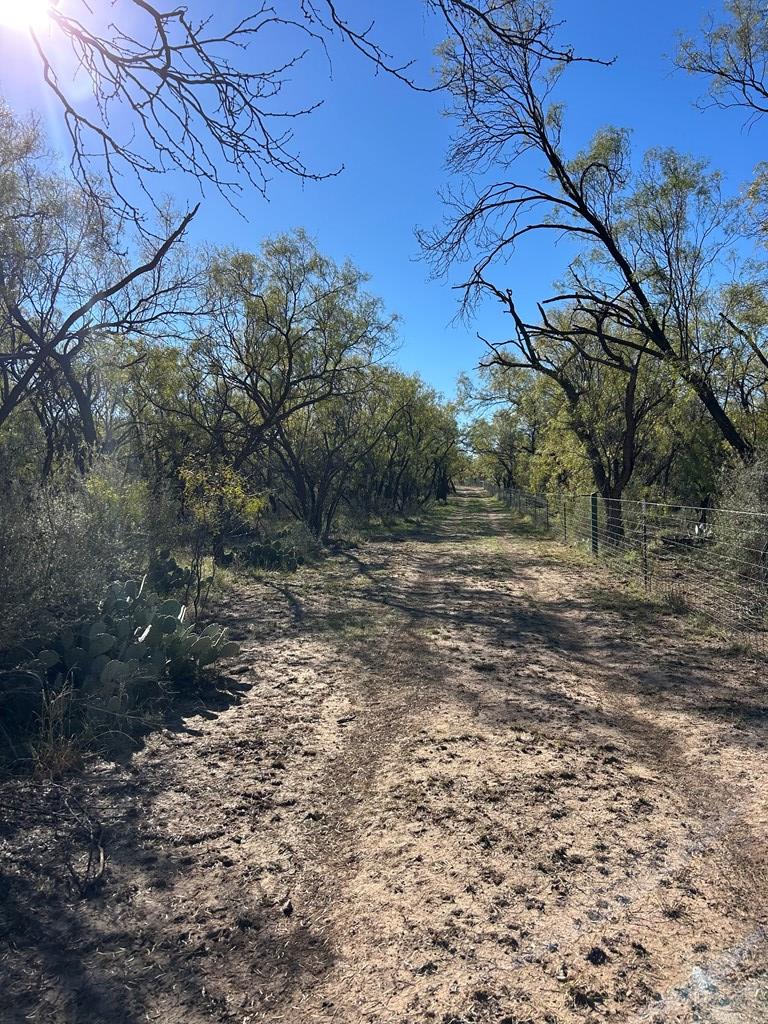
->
484, 482, 768, 649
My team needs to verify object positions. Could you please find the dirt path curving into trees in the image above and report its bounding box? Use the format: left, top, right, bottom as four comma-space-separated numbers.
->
3, 486, 768, 1023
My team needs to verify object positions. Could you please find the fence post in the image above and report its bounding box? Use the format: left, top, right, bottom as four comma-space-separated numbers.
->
641, 499, 649, 590
591, 492, 599, 556
543, 496, 549, 531
562, 499, 567, 543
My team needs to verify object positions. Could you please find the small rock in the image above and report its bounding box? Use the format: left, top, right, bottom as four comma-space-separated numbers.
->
281, 899, 293, 917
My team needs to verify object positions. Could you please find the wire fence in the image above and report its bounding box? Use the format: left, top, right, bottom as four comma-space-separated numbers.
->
483, 482, 768, 650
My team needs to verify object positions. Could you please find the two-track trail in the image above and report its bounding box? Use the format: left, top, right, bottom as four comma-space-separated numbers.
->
3, 486, 768, 1023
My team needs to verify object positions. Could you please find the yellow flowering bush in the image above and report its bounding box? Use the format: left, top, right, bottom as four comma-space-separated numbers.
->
179, 459, 266, 534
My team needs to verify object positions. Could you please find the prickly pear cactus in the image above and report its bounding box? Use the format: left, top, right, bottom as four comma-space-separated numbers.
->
29, 575, 239, 706
241, 531, 305, 571
147, 550, 194, 595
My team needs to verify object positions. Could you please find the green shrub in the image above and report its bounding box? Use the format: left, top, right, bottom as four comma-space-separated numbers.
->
0, 457, 189, 661
0, 466, 146, 656
712, 456, 768, 614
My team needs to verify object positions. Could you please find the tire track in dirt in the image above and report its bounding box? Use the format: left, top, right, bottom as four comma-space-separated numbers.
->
258, 489, 768, 1024
3, 487, 768, 1023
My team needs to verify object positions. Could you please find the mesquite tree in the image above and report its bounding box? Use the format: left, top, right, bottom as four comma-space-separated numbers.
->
125, 230, 396, 480
422, 0, 755, 461
0, 106, 198, 446
677, 1, 768, 122
15, 1, 421, 221
484, 308, 671, 539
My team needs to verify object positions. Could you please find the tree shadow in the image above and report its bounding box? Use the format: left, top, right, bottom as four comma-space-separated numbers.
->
5, 485, 768, 1022
1, 843, 335, 1024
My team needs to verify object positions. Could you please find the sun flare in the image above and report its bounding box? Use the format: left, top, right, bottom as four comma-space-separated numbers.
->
0, 0, 53, 32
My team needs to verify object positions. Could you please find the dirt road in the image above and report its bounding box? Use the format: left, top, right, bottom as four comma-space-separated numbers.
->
3, 487, 768, 1023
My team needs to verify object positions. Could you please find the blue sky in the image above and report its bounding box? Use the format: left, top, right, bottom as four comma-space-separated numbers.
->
0, 0, 762, 398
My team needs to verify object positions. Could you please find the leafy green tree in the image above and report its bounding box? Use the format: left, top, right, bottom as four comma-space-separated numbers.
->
677, 1, 768, 120
269, 367, 461, 538
423, 1, 756, 460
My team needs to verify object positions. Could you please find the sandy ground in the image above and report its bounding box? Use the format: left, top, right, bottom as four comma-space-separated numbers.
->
2, 486, 768, 1024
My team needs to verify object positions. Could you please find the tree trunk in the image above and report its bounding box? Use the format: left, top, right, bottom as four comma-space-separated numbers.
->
681, 367, 754, 461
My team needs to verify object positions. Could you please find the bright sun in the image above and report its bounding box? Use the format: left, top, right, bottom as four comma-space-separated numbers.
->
0, 0, 53, 32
